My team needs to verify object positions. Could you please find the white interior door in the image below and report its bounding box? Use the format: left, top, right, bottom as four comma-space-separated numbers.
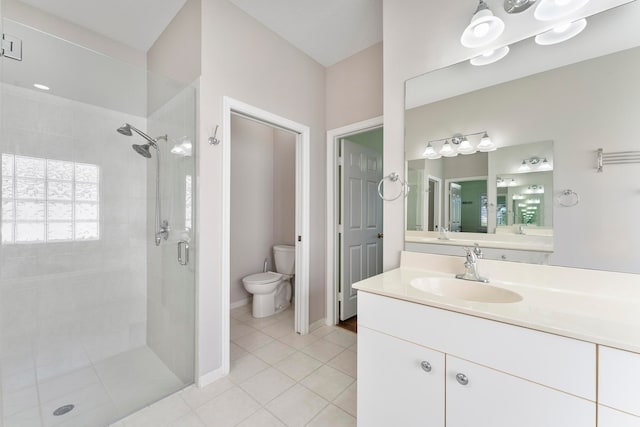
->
450, 182, 462, 232
340, 139, 383, 321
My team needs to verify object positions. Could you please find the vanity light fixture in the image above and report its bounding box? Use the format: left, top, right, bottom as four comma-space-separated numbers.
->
423, 142, 442, 159
504, 0, 537, 13
534, 0, 589, 21
440, 140, 457, 157
535, 18, 587, 45
520, 156, 552, 171
539, 157, 552, 170
470, 45, 510, 66
477, 132, 497, 152
423, 131, 490, 159
461, 0, 506, 48
452, 134, 477, 154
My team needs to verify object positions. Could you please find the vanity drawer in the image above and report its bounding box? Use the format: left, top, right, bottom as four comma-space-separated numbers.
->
599, 346, 640, 416
358, 291, 596, 400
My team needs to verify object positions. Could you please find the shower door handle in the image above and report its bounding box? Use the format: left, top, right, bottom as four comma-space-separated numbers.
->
178, 241, 190, 266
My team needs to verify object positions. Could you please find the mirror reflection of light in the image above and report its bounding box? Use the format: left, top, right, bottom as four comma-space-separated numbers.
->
535, 19, 587, 45
470, 46, 510, 66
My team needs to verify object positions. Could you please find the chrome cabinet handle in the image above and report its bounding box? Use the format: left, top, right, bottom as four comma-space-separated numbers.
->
420, 361, 432, 372
456, 373, 469, 386
178, 241, 189, 266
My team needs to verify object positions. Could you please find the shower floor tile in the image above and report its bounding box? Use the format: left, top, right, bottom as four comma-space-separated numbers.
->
2, 346, 187, 427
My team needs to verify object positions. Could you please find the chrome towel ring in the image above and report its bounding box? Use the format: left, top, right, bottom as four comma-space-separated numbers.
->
377, 172, 409, 201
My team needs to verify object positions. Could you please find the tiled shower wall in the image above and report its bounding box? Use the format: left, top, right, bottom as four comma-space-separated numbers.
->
146, 85, 196, 384
0, 83, 148, 383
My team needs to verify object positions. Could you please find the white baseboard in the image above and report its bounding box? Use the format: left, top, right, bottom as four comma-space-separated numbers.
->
309, 317, 327, 333
197, 366, 226, 388
230, 298, 251, 310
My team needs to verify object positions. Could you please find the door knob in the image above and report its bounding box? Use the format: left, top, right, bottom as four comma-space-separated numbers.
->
377, 233, 384, 239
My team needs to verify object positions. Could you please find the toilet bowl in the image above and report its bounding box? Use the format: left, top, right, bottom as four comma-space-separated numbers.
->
242, 245, 295, 318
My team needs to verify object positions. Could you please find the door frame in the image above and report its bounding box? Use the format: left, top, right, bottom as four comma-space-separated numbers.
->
222, 96, 311, 376
326, 116, 383, 326
426, 175, 442, 231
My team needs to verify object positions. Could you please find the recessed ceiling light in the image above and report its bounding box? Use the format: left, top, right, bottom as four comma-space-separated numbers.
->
33, 83, 50, 91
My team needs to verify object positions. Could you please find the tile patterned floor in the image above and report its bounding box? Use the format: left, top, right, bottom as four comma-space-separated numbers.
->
3, 346, 185, 427
111, 305, 357, 427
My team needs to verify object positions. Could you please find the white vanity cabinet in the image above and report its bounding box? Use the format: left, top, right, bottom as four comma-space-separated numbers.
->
358, 291, 596, 426
358, 327, 445, 427
598, 346, 640, 426
446, 356, 594, 427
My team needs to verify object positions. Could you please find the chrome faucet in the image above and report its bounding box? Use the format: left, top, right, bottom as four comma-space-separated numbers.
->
438, 227, 450, 240
455, 245, 489, 283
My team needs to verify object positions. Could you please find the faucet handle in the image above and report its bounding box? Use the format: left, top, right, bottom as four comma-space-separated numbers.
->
462, 247, 477, 263
473, 243, 483, 259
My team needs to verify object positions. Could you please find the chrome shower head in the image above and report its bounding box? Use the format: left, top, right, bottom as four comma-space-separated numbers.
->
116, 123, 159, 146
117, 124, 133, 136
132, 144, 153, 159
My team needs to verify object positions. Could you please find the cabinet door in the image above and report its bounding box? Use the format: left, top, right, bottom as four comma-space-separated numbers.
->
599, 406, 640, 427
446, 356, 595, 427
358, 326, 444, 427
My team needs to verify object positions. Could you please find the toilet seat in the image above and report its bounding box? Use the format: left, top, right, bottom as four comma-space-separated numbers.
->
243, 271, 282, 286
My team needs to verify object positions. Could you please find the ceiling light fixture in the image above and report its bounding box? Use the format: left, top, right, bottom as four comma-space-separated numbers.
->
534, 0, 590, 21
535, 18, 587, 45
33, 83, 50, 91
470, 45, 510, 66
461, 0, 506, 48
456, 136, 476, 154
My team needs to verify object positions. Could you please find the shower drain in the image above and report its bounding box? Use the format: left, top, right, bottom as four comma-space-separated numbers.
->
53, 404, 74, 416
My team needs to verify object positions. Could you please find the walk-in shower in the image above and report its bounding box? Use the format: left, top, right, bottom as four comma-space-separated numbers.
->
0, 5, 197, 426
117, 123, 170, 246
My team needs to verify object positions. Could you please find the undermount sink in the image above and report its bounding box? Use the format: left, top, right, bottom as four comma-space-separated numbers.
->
409, 277, 523, 304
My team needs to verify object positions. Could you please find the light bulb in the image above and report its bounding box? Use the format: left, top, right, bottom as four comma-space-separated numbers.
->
473, 22, 491, 37
457, 137, 476, 154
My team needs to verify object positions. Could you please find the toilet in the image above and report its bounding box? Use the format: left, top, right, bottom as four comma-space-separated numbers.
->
242, 245, 295, 318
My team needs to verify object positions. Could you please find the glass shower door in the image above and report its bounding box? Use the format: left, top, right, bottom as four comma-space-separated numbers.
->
0, 13, 196, 427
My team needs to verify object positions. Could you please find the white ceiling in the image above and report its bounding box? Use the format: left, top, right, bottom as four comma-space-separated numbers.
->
17, 0, 188, 52
16, 0, 382, 65
227, 0, 383, 67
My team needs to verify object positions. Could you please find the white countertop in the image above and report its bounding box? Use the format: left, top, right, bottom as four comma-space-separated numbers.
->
353, 252, 640, 353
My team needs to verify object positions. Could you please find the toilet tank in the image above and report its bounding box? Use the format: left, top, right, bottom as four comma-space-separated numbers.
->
273, 245, 295, 275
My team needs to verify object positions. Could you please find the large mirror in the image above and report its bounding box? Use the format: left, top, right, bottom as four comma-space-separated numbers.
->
404, 1, 640, 273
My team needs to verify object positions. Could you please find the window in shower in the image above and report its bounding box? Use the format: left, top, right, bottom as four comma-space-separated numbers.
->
1, 154, 100, 244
